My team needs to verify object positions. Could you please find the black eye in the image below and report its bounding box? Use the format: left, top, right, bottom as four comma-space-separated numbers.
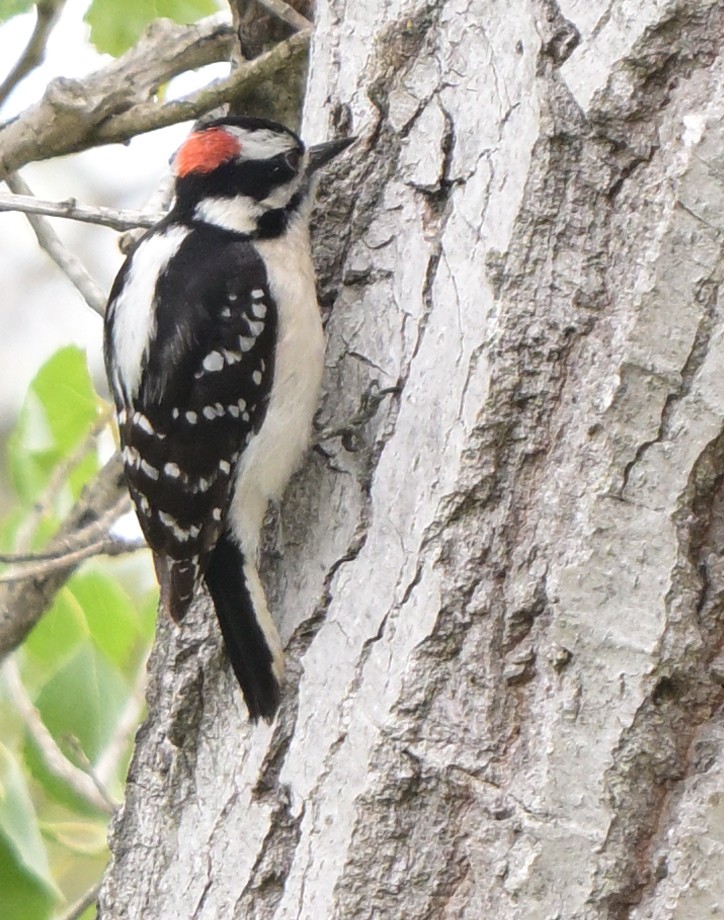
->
284, 149, 302, 171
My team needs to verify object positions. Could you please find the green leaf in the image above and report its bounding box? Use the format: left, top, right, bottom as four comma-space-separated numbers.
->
0, 835, 54, 920
25, 568, 150, 684
0, 0, 35, 24
137, 586, 160, 642
7, 346, 99, 506
84, 0, 219, 56
7, 392, 55, 503
24, 646, 128, 811
69, 569, 142, 671
22, 588, 90, 689
34, 644, 128, 763
0, 744, 59, 899
68, 448, 100, 503
31, 346, 98, 456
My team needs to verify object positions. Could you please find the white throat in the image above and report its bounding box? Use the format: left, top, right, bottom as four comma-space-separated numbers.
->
193, 196, 262, 235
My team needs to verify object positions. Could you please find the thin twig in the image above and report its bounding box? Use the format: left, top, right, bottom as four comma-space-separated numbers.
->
0, 190, 163, 231
93, 30, 310, 146
0, 0, 66, 108
0, 452, 127, 660
2, 659, 115, 813
0, 13, 235, 175
0, 495, 130, 561
255, 0, 313, 32
0, 536, 145, 583
4, 487, 132, 572
5, 172, 106, 315
54, 882, 101, 920
119, 173, 176, 253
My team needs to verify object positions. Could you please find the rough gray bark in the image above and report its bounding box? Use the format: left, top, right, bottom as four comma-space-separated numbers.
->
98, 1, 724, 917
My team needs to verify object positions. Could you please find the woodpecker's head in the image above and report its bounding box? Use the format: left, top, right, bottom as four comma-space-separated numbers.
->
171, 116, 354, 238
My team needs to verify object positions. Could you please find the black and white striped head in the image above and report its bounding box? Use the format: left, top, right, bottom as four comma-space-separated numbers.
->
171, 116, 353, 237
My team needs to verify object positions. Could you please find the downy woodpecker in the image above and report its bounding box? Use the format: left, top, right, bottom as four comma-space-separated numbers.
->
104, 117, 353, 721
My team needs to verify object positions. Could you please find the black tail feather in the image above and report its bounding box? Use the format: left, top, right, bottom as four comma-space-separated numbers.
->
204, 533, 282, 722
155, 553, 198, 623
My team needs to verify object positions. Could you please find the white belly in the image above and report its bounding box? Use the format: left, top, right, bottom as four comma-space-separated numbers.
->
228, 218, 325, 557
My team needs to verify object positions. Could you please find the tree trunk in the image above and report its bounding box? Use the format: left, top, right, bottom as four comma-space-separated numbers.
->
98, 1, 724, 917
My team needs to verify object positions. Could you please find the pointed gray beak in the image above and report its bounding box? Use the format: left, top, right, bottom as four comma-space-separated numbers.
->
307, 136, 356, 173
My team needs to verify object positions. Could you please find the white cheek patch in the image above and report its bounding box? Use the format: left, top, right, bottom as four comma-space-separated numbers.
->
194, 197, 260, 235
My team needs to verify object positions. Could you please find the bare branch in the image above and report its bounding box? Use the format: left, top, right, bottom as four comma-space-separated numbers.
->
255, 0, 313, 32
0, 25, 308, 175
0, 488, 129, 561
0, 536, 145, 583
0, 0, 66, 108
5, 173, 106, 315
0, 14, 235, 176
0, 453, 127, 659
119, 174, 176, 253
93, 31, 311, 147
1, 479, 134, 580
0, 190, 163, 231
55, 883, 102, 920
2, 658, 115, 813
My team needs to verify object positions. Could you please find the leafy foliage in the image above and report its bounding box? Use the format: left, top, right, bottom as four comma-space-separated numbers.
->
0, 0, 34, 25
0, 347, 156, 918
8, 345, 100, 512
84, 0, 220, 56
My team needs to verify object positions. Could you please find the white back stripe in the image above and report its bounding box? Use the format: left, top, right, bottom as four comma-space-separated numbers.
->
110, 226, 190, 399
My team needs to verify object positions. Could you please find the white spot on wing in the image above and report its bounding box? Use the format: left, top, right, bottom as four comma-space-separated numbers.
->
247, 319, 264, 337
159, 510, 189, 542
252, 370, 262, 385
132, 411, 154, 435
164, 462, 181, 478
251, 301, 267, 319
203, 351, 224, 373
219, 459, 231, 474
251, 288, 264, 300
122, 446, 140, 467
185, 411, 198, 424
140, 459, 160, 480
203, 405, 216, 420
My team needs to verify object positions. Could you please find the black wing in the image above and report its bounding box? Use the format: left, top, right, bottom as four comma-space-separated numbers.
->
111, 225, 276, 613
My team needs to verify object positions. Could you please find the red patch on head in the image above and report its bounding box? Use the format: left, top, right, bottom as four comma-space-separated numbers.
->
174, 127, 241, 177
